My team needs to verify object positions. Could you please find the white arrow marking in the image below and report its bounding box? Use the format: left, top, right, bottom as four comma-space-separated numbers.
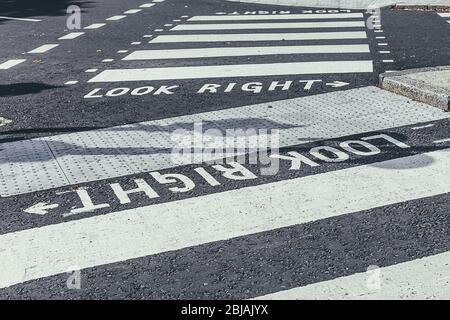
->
325, 81, 349, 88
24, 202, 59, 215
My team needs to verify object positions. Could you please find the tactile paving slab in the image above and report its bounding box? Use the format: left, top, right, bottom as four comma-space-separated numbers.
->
0, 86, 448, 197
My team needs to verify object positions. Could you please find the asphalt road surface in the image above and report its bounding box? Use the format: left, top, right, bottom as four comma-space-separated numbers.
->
0, 0, 449, 300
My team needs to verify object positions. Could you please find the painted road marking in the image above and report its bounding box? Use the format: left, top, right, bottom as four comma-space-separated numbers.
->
379, 50, 391, 53
382, 60, 394, 63
106, 15, 126, 21
438, 13, 450, 17
1, 149, 450, 289
88, 61, 374, 82
0, 59, 26, 69
188, 13, 364, 21
0, 87, 448, 197
84, 23, 106, 29
411, 124, 434, 130
27, 44, 59, 54
0, 16, 41, 22
102, 59, 114, 62
123, 44, 370, 60
17, 132, 417, 220
434, 138, 450, 144
171, 21, 365, 31
254, 251, 450, 299
64, 80, 79, 85
117, 50, 129, 53
0, 117, 12, 126
139, 3, 155, 7
58, 32, 84, 40
124, 9, 142, 14
85, 69, 98, 73
150, 31, 368, 43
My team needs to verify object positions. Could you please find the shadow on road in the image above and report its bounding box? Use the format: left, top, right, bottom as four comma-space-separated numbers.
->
0, 82, 63, 97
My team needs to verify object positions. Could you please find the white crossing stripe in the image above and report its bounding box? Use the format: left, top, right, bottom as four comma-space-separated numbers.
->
254, 251, 450, 300
124, 9, 142, 14
27, 44, 59, 53
88, 61, 373, 82
123, 44, 370, 60
58, 32, 84, 40
188, 13, 364, 21
106, 15, 126, 21
139, 3, 155, 7
438, 13, 450, 17
171, 21, 365, 31
84, 23, 106, 29
150, 31, 368, 43
1, 149, 450, 289
0, 59, 26, 70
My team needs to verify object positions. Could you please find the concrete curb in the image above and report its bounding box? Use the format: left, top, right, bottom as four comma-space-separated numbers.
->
379, 67, 450, 111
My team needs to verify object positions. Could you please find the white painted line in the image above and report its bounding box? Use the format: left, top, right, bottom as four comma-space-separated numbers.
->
84, 23, 106, 29
102, 59, 114, 62
254, 251, 450, 300
0, 117, 12, 126
164, 24, 173, 26
123, 44, 371, 60
0, 16, 41, 22
106, 15, 126, 21
124, 9, 142, 14
153, 0, 165, 2
374, 30, 383, 33
117, 50, 129, 53
2, 149, 450, 289
150, 31, 368, 43
181, 15, 189, 18
382, 60, 394, 63
378, 43, 388, 46
376, 36, 385, 39
139, 3, 155, 7
171, 21, 365, 31
173, 19, 181, 22
85, 69, 98, 73
189, 13, 364, 21
0, 59, 26, 70
64, 80, 79, 85
131, 42, 141, 45
143, 34, 153, 38
154, 29, 164, 31
411, 124, 434, 130
447, 20, 450, 24
27, 44, 59, 53
434, 138, 450, 144
58, 32, 84, 40
89, 60, 373, 82
379, 50, 391, 53
438, 13, 450, 17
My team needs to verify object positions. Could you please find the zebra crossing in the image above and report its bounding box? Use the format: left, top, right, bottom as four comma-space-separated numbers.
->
1, 6, 449, 300
87, 12, 376, 84
438, 12, 450, 24
0, 85, 449, 298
